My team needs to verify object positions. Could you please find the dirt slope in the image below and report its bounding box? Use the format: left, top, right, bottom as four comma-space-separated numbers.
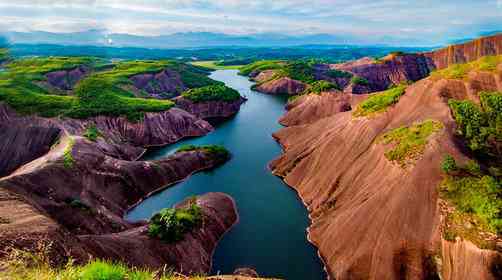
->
425, 33, 502, 69
175, 96, 247, 119
270, 70, 502, 279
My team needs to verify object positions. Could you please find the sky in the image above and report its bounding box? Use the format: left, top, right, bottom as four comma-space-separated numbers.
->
0, 0, 500, 45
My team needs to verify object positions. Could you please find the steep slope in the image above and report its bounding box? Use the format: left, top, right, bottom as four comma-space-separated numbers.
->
0, 133, 237, 272
255, 77, 307, 95
0, 103, 213, 176
244, 33, 502, 97
279, 92, 364, 126
425, 33, 502, 69
270, 64, 502, 279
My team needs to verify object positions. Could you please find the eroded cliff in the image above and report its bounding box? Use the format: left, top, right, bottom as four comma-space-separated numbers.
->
270, 57, 502, 279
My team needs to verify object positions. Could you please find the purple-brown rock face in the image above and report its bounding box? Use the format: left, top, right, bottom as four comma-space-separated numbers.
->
0, 97, 240, 274
255, 77, 307, 95
174, 96, 247, 119
130, 70, 187, 98
79, 192, 238, 274
425, 33, 502, 69
45, 66, 90, 90
332, 54, 434, 92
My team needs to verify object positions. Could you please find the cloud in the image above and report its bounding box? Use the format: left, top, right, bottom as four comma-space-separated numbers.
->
0, 0, 500, 45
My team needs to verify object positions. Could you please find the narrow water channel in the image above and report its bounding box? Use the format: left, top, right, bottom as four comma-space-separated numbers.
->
126, 70, 326, 280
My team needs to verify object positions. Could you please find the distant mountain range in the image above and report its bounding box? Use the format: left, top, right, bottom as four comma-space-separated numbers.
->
2, 29, 500, 49
1, 29, 434, 49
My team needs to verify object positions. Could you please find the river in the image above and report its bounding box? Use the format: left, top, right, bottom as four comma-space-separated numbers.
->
126, 69, 326, 280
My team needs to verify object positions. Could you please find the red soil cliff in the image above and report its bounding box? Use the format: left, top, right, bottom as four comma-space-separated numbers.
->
270, 67, 502, 279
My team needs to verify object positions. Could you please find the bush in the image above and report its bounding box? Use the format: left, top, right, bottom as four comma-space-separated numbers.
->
325, 69, 353, 79
449, 91, 501, 159
67, 199, 91, 211
441, 155, 458, 174
351, 76, 370, 86
181, 85, 241, 103
353, 85, 407, 117
379, 120, 443, 166
80, 260, 127, 280
83, 124, 101, 142
148, 201, 203, 243
441, 175, 502, 233
308, 80, 339, 94
63, 138, 76, 168
176, 144, 230, 161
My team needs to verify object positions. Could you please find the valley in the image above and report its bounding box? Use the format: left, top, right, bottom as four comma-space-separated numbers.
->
0, 30, 501, 280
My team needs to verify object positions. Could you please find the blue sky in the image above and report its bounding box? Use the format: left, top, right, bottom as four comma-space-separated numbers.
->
0, 0, 500, 45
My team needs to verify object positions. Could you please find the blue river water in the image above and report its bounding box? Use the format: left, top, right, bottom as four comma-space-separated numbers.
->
126, 69, 326, 280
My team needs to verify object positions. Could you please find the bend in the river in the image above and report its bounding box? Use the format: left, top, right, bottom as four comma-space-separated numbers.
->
126, 70, 326, 280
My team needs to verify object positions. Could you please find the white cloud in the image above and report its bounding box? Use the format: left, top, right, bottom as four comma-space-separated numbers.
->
0, 0, 500, 45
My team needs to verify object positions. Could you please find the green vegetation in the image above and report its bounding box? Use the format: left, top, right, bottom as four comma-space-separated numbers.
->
379, 120, 443, 166
0, 57, 220, 120
176, 144, 231, 161
308, 80, 339, 94
0, 48, 9, 63
181, 84, 240, 103
441, 172, 501, 235
68, 77, 174, 121
83, 124, 102, 142
190, 60, 244, 70
350, 76, 370, 86
148, 199, 203, 243
88, 60, 219, 92
65, 198, 92, 212
431, 55, 502, 80
238, 60, 284, 76
4, 56, 99, 80
63, 138, 76, 169
353, 85, 407, 117
448, 91, 501, 160
441, 155, 458, 174
279, 61, 316, 84
325, 69, 353, 79
0, 248, 207, 280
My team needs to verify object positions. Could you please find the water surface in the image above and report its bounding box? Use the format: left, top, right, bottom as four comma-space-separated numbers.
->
126, 70, 325, 280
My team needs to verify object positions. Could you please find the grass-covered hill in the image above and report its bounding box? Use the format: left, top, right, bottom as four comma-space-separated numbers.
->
0, 48, 9, 64
0, 55, 229, 121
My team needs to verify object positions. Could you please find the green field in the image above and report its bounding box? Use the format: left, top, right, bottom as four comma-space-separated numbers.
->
190, 60, 244, 70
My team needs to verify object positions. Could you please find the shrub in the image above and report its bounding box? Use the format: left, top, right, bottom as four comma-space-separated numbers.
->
67, 199, 91, 211
83, 124, 101, 142
449, 91, 501, 159
441, 155, 458, 174
379, 120, 443, 166
441, 175, 502, 233
351, 76, 370, 86
325, 69, 353, 79
148, 201, 203, 243
63, 138, 76, 168
353, 85, 407, 117
176, 144, 230, 161
182, 85, 240, 103
308, 80, 339, 94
